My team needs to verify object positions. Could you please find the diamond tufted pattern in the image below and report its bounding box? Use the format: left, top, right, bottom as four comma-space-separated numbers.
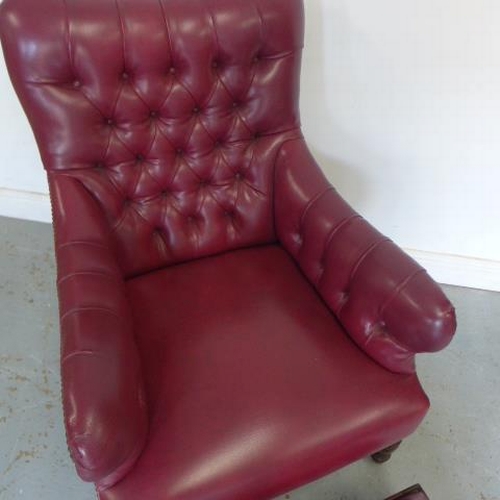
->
2, 0, 303, 276
1, 0, 457, 498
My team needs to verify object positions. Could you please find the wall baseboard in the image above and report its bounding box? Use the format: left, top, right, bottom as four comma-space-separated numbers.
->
0, 187, 51, 223
405, 248, 500, 292
1, 187, 498, 292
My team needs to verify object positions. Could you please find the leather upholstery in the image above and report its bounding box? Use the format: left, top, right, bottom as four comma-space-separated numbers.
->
0, 0, 456, 498
1, 0, 302, 278
98, 245, 429, 500
275, 139, 456, 373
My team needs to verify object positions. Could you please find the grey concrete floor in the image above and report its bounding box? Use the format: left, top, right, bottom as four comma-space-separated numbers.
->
0, 215, 499, 500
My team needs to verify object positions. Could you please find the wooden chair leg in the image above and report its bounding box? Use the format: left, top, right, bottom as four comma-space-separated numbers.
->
371, 441, 402, 463
384, 483, 429, 499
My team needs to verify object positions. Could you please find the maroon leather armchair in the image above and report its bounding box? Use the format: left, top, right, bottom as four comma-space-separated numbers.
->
0, 0, 456, 498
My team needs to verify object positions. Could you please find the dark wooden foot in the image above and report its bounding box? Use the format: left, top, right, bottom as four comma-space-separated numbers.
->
371, 441, 402, 463
384, 483, 429, 499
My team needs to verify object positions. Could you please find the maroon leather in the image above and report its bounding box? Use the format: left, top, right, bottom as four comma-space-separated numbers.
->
0, 0, 302, 278
0, 0, 456, 498
275, 139, 456, 373
100, 245, 429, 500
50, 173, 148, 487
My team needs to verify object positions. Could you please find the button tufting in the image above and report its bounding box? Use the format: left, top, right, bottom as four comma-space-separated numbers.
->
214, 140, 222, 149
232, 101, 240, 108
121, 72, 129, 80
211, 60, 219, 69
169, 66, 176, 74
234, 172, 243, 180
176, 148, 184, 157
253, 55, 261, 63
193, 106, 200, 115
339, 291, 350, 305
253, 132, 261, 140
150, 110, 158, 118
136, 154, 144, 162
72, 80, 81, 88
105, 118, 114, 126
293, 233, 303, 246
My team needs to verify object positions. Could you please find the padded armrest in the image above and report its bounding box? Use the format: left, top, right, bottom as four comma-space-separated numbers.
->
274, 138, 456, 373
50, 174, 148, 488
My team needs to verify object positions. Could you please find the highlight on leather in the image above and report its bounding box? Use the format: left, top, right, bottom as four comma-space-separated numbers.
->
275, 138, 456, 374
0, 0, 457, 497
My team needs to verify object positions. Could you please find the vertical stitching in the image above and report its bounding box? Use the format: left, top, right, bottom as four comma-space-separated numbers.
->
114, 0, 127, 70
206, 3, 222, 58
61, 0, 75, 73
157, 0, 175, 64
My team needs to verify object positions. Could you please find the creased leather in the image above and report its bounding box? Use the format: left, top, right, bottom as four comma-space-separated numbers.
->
49, 174, 148, 486
0, 0, 456, 497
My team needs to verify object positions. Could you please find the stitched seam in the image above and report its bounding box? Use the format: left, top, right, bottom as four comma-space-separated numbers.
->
379, 268, 427, 317
114, 0, 127, 71
157, 0, 174, 61
272, 135, 303, 238
299, 187, 334, 230
349, 237, 391, 282
316, 214, 361, 286
60, 306, 125, 323
62, 351, 106, 363
58, 240, 109, 251
57, 271, 119, 286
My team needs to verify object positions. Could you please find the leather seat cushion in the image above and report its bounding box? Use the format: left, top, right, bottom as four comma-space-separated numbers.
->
99, 245, 429, 500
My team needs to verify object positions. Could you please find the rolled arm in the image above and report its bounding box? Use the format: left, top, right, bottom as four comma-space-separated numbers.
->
50, 173, 148, 488
274, 138, 456, 374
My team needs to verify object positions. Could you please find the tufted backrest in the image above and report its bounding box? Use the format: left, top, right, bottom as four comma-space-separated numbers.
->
1, 0, 304, 277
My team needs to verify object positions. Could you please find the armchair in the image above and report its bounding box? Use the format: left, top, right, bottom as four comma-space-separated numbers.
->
0, 0, 456, 499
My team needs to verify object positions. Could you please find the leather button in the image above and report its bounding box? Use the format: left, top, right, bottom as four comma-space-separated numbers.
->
193, 106, 200, 115
211, 60, 219, 68
214, 140, 222, 149
105, 118, 114, 126
169, 66, 176, 74
176, 148, 184, 157
72, 80, 81, 88
150, 110, 158, 118
136, 154, 144, 162
235, 172, 243, 180
339, 291, 350, 305
232, 101, 240, 108
121, 72, 129, 80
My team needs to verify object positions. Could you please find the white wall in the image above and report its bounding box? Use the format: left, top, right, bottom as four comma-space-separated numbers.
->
1, 0, 499, 290
301, 0, 500, 291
